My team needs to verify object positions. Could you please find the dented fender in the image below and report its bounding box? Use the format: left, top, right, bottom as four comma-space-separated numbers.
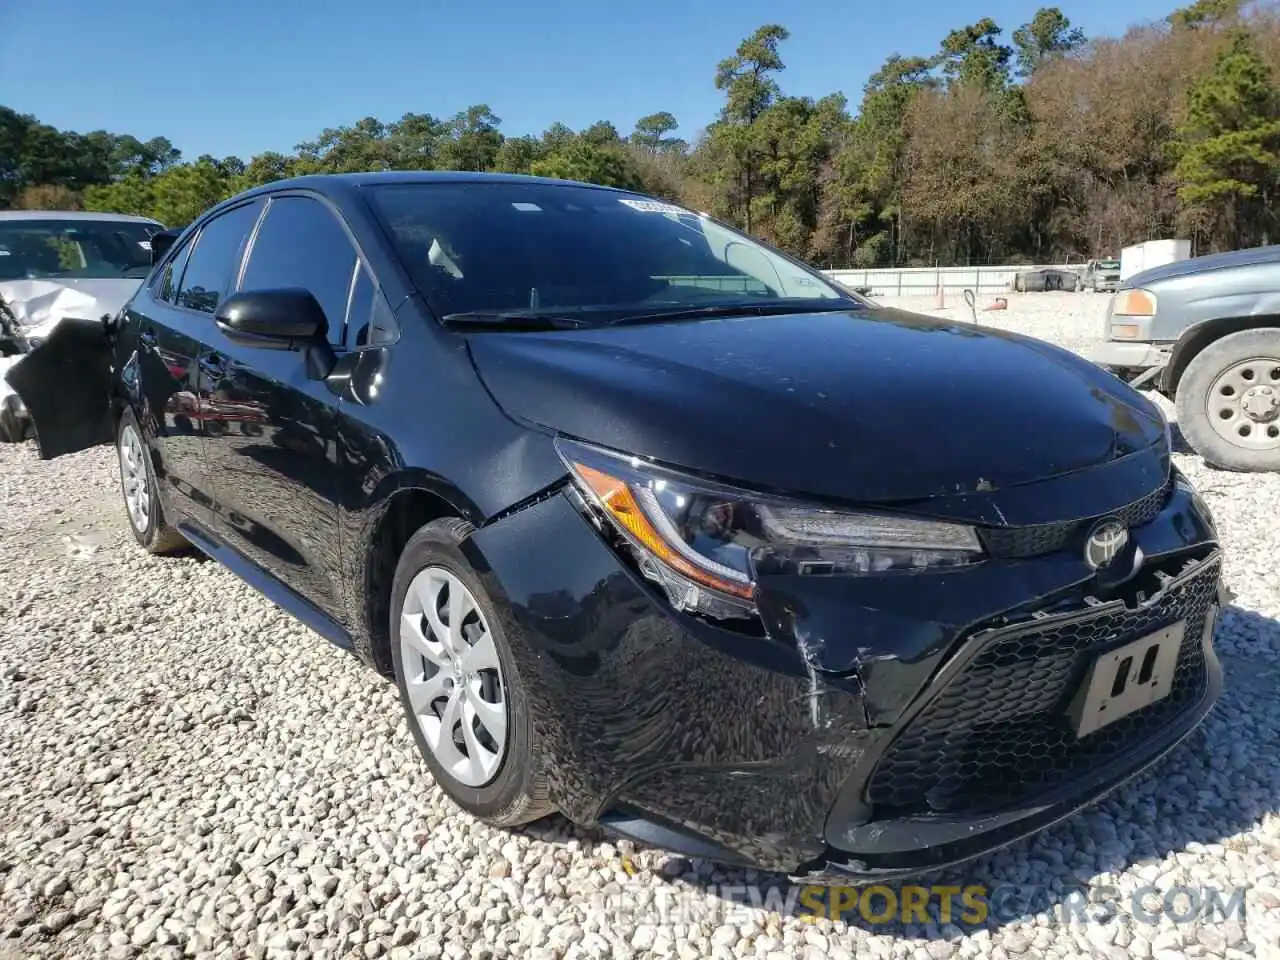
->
462, 489, 869, 830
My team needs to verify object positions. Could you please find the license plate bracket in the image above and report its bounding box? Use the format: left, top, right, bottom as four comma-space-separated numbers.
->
1068, 621, 1185, 738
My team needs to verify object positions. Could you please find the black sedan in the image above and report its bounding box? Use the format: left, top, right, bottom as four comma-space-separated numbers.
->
6, 172, 1225, 880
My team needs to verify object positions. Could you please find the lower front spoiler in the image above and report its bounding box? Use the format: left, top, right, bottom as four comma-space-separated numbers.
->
789, 616, 1224, 885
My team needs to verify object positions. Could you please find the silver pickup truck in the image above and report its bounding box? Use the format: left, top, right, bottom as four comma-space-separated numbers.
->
1089, 244, 1280, 471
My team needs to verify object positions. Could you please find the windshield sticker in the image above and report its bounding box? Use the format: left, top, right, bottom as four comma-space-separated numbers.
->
619, 198, 687, 215
511, 202, 542, 212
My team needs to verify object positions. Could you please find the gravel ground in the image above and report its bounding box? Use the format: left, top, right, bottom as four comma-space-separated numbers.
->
1, 291, 1278, 960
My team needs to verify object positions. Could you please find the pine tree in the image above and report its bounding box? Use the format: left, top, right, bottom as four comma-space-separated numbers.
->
1174, 29, 1280, 249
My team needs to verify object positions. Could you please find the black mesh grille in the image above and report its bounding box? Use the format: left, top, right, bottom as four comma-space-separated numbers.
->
979, 479, 1172, 559
866, 556, 1219, 818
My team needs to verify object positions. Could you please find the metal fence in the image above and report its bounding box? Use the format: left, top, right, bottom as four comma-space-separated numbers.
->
823, 264, 1065, 298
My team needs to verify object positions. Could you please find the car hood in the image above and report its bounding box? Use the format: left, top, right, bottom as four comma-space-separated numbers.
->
1125, 244, 1280, 287
465, 306, 1165, 505
0, 278, 143, 340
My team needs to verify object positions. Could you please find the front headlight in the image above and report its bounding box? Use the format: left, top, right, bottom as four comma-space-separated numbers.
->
556, 438, 985, 620
1112, 288, 1157, 317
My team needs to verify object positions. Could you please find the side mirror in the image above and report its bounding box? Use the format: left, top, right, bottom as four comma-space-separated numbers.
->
150, 228, 182, 265
215, 289, 329, 350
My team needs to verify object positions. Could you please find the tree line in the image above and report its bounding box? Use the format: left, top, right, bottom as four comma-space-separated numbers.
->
2, 0, 1278, 267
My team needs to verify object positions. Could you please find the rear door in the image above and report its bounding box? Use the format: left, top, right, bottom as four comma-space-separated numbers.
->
128, 200, 265, 525
198, 193, 356, 619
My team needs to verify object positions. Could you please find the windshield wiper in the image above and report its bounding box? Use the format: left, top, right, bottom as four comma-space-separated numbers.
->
440, 311, 589, 331
604, 301, 862, 327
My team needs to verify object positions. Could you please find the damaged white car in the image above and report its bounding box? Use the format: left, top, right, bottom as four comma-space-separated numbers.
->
0, 210, 166, 441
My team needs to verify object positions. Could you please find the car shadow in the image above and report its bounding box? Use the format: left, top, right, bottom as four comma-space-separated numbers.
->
1170, 421, 1196, 455
519, 604, 1280, 940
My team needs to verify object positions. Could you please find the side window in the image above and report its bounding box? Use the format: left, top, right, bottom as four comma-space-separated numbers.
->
153, 236, 194, 303
177, 202, 262, 314
240, 197, 358, 346
345, 264, 400, 349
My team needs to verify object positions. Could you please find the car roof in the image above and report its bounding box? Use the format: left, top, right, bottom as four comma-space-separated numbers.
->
0, 210, 162, 225
227, 170, 637, 208
286, 170, 628, 190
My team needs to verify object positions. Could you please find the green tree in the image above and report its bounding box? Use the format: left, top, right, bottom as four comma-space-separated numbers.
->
814, 55, 934, 266
630, 112, 685, 153
437, 105, 503, 172
704, 24, 791, 232
1013, 8, 1086, 77
540, 122, 577, 153
1169, 0, 1245, 30
1174, 28, 1280, 248
580, 120, 621, 146
494, 135, 542, 173
530, 140, 643, 189
937, 19, 1014, 91
296, 117, 394, 172
386, 112, 446, 169
750, 94, 848, 255
235, 151, 303, 190
83, 172, 156, 218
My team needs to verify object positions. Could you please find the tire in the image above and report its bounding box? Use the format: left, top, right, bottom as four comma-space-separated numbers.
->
1175, 328, 1280, 472
390, 518, 552, 827
0, 395, 30, 443
116, 409, 188, 554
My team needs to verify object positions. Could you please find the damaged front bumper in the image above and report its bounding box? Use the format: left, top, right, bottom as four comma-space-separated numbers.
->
460, 459, 1223, 877
800, 548, 1224, 882
1087, 340, 1172, 387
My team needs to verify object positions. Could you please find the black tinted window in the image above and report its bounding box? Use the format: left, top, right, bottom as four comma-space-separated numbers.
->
155, 236, 194, 303
241, 197, 358, 345
177, 202, 262, 314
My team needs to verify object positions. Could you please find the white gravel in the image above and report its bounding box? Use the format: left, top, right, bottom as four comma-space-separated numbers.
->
2, 291, 1278, 960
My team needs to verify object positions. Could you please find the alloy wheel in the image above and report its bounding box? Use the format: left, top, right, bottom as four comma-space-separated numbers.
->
399, 566, 508, 787
118, 423, 151, 533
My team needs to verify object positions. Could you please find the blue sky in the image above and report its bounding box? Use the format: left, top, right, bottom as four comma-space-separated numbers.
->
3, 0, 1178, 161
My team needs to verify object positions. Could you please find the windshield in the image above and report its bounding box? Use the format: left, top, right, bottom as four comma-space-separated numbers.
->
0, 218, 160, 282
366, 182, 858, 326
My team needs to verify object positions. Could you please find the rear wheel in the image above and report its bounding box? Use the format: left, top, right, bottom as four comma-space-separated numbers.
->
116, 410, 188, 553
1176, 328, 1280, 471
390, 518, 552, 826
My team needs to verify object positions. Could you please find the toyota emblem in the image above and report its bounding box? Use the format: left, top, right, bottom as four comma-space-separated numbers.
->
1084, 519, 1129, 570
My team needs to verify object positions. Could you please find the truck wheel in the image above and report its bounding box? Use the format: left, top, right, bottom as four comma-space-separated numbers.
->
1175, 328, 1280, 471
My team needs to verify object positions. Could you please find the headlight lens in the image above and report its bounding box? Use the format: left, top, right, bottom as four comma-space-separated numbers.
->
1113, 289, 1157, 317
556, 438, 985, 619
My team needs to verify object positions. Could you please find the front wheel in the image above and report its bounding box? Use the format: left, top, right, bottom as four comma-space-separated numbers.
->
1175, 328, 1280, 471
390, 518, 553, 827
116, 409, 188, 553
